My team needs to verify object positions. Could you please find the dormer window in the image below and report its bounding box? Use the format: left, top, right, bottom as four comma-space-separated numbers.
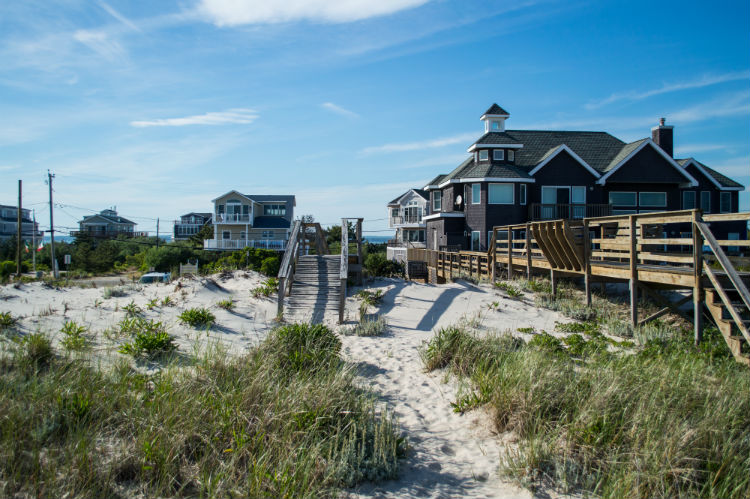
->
491, 121, 501, 131
478, 150, 488, 161
493, 150, 504, 161
508, 150, 515, 162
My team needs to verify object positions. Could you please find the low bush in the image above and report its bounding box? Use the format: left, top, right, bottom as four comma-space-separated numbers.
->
19, 332, 53, 370
118, 318, 176, 358
364, 252, 404, 277
251, 277, 279, 298
102, 286, 127, 299
178, 308, 215, 329
122, 301, 142, 318
0, 311, 16, 330
345, 315, 388, 337
495, 281, 523, 299
216, 299, 234, 310
60, 321, 89, 351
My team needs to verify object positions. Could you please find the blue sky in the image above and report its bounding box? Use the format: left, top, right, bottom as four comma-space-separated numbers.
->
1, 0, 748, 237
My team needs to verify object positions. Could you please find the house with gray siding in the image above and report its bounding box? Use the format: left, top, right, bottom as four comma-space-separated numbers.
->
0, 204, 43, 242
72, 208, 146, 239
417, 104, 745, 252
204, 191, 295, 251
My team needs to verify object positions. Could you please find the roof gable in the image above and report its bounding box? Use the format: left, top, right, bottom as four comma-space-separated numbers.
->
597, 139, 698, 186
528, 145, 600, 178
678, 158, 744, 190
481, 103, 509, 116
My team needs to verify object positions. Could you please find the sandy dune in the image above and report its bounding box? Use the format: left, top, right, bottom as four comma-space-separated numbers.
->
0, 273, 572, 497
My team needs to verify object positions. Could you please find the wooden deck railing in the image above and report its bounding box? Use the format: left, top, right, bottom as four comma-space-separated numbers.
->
277, 220, 302, 317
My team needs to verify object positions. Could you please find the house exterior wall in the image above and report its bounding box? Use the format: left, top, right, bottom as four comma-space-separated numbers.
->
606, 146, 687, 184
529, 151, 604, 204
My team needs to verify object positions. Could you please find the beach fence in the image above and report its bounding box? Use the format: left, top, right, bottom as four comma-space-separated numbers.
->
179, 260, 199, 275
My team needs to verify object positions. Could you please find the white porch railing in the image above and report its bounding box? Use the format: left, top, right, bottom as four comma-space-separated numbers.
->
213, 213, 252, 223
204, 239, 287, 250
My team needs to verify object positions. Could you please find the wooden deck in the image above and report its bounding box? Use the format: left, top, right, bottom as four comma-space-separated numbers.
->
407, 209, 750, 364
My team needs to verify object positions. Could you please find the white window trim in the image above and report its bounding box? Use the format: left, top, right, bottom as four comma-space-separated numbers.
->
493, 149, 504, 161
222, 231, 231, 239
471, 184, 481, 204
682, 191, 696, 209
638, 191, 667, 207
700, 191, 711, 213
720, 192, 732, 213
541, 185, 570, 204
609, 191, 638, 207
571, 186, 586, 204
433, 191, 442, 212
519, 184, 527, 205
508, 150, 515, 162
478, 150, 489, 161
488, 183, 515, 205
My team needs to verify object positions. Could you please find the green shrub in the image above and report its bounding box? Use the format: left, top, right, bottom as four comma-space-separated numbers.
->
20, 332, 53, 370
60, 321, 89, 351
178, 308, 215, 329
0, 311, 16, 329
102, 286, 127, 299
495, 281, 523, 299
122, 301, 142, 318
345, 315, 388, 337
364, 252, 404, 277
260, 256, 280, 277
264, 323, 341, 374
251, 277, 279, 298
118, 319, 176, 358
216, 299, 234, 310
0, 260, 29, 278
527, 331, 564, 353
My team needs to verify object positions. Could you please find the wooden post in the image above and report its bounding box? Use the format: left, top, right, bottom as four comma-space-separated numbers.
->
507, 229, 513, 280
16, 180, 22, 277
491, 227, 497, 282
629, 215, 638, 326
583, 219, 591, 306
525, 224, 532, 279
277, 276, 285, 317
339, 277, 346, 323
692, 210, 704, 345
550, 269, 557, 296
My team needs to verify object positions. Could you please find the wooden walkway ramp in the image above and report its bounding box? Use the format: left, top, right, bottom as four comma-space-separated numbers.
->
277, 218, 364, 324
408, 209, 750, 365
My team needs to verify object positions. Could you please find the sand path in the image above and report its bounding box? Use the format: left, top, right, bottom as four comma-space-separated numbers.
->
342, 279, 565, 499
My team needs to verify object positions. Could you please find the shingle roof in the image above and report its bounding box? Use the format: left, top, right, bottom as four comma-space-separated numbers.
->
388, 188, 430, 205
253, 216, 291, 229
81, 212, 136, 226
244, 195, 296, 205
414, 189, 429, 200
473, 132, 523, 146
677, 159, 744, 188
441, 157, 531, 181
482, 104, 510, 116
424, 174, 447, 187
602, 138, 649, 173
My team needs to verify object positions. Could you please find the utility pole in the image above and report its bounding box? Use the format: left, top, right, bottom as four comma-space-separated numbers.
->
156, 218, 160, 248
16, 180, 22, 277
47, 171, 58, 279
32, 210, 37, 274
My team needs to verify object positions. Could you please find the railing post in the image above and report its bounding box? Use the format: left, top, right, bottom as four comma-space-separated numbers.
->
277, 276, 285, 317
583, 219, 591, 306
550, 269, 557, 297
507, 228, 513, 280
525, 224, 532, 279
692, 210, 704, 345
491, 227, 497, 282
629, 214, 638, 327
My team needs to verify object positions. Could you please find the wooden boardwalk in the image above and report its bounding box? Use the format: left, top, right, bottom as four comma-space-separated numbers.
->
408, 209, 750, 365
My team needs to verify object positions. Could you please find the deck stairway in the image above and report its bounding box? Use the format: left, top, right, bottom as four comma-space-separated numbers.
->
284, 255, 342, 323
704, 276, 750, 365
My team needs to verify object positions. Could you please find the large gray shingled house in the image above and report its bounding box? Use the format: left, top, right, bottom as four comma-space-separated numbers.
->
418, 104, 745, 252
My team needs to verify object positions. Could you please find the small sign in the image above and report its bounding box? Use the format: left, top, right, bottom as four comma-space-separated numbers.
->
64, 254, 71, 265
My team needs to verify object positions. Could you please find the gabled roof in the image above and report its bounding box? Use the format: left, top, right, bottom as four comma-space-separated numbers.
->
423, 174, 448, 190
528, 144, 600, 178
211, 191, 296, 206
180, 212, 212, 218
677, 158, 744, 190
440, 157, 532, 184
388, 189, 429, 206
482, 103, 509, 116
469, 132, 524, 151
596, 138, 698, 186
80, 212, 136, 226
252, 216, 291, 229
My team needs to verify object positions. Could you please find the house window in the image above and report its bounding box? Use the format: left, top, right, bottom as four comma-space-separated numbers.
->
491, 121, 500, 131
508, 150, 514, 162
433, 191, 442, 211
471, 184, 481, 204
609, 192, 637, 206
262, 230, 273, 238
639, 192, 666, 207
572, 186, 586, 204
700, 191, 711, 213
682, 191, 696, 209
471, 231, 480, 251
478, 150, 488, 161
240, 231, 246, 240
222, 231, 231, 239
720, 192, 731, 213
488, 183, 514, 204
264, 204, 286, 216
519, 184, 527, 205
391, 208, 399, 217
493, 149, 504, 161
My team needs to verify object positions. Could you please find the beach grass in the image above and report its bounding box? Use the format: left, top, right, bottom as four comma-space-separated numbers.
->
0, 322, 403, 498
420, 324, 750, 498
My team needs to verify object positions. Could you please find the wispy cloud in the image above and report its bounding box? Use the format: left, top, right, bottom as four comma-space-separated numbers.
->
130, 108, 259, 127
586, 70, 750, 109
707, 156, 750, 180
321, 102, 359, 118
98, 1, 141, 32
73, 29, 127, 60
674, 143, 726, 156
198, 0, 431, 25
362, 132, 475, 154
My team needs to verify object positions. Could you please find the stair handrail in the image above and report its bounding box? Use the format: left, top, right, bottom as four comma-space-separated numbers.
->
704, 264, 750, 346
277, 219, 302, 317
339, 218, 349, 323
694, 218, 750, 314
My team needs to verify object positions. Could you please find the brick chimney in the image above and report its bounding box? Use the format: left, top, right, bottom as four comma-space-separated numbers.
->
651, 117, 674, 157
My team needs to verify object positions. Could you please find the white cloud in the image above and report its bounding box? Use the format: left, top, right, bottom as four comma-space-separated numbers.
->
586, 70, 750, 109
674, 143, 726, 156
73, 29, 126, 60
707, 156, 750, 180
362, 132, 476, 154
98, 1, 141, 32
321, 102, 358, 118
197, 0, 431, 25
130, 108, 258, 127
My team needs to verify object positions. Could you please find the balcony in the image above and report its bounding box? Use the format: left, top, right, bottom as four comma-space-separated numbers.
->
529, 203, 612, 221
389, 213, 425, 227
71, 229, 149, 239
213, 213, 252, 224
204, 239, 287, 251
386, 239, 426, 249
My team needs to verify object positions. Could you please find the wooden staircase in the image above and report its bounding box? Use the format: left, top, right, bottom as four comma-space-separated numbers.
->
703, 272, 750, 365
284, 255, 342, 323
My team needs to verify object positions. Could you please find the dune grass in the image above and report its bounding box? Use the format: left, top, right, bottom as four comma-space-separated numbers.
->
421, 325, 749, 498
0, 322, 402, 498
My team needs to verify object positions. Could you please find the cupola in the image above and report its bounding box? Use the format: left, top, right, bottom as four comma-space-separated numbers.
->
480, 103, 510, 133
